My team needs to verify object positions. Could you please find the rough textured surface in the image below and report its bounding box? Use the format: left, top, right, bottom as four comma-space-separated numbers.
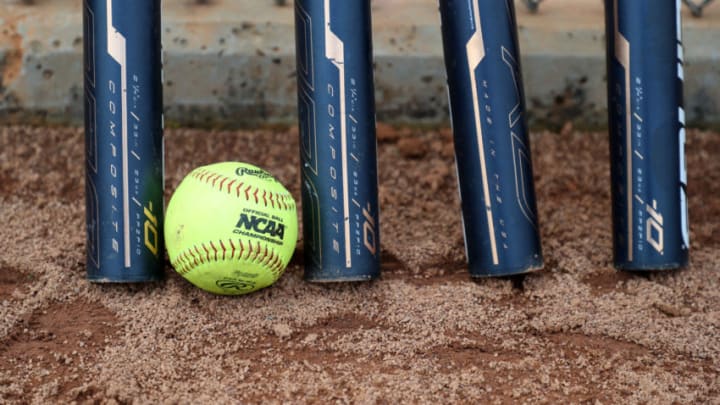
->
0, 125, 719, 403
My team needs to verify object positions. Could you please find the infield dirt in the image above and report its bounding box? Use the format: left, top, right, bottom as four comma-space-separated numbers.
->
0, 125, 718, 403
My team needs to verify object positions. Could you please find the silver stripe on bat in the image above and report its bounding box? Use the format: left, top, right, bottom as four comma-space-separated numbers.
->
106, 0, 131, 268
677, 0, 690, 249
466, 0, 498, 265
324, 0, 352, 268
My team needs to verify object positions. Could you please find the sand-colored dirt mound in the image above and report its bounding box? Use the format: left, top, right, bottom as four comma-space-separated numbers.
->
0, 125, 718, 403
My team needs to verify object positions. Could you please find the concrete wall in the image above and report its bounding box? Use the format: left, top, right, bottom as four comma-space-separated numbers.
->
0, 0, 718, 129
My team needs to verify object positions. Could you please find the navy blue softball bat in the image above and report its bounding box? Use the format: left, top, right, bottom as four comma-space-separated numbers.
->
606, 0, 689, 270
84, 0, 164, 282
439, 0, 543, 277
294, 0, 381, 281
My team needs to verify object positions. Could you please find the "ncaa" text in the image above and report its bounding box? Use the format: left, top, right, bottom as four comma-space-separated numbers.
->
234, 214, 285, 240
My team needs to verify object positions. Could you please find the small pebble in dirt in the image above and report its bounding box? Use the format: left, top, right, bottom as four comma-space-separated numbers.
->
302, 333, 318, 344
272, 323, 293, 338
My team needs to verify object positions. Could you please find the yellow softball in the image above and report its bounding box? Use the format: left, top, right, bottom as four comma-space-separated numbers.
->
164, 162, 298, 295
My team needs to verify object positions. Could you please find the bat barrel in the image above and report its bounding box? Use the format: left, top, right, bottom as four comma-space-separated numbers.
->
294, 0, 381, 282
605, 0, 689, 270
439, 0, 543, 277
84, 0, 165, 282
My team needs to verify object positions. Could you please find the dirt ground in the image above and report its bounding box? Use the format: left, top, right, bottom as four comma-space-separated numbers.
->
0, 124, 718, 404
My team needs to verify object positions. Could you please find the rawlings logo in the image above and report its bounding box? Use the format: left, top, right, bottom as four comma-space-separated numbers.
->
234, 213, 285, 241
235, 167, 273, 180
216, 278, 256, 292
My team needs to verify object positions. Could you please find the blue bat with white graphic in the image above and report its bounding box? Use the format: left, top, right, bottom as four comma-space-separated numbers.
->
439, 0, 543, 277
294, 0, 380, 281
84, 0, 164, 282
606, 0, 689, 270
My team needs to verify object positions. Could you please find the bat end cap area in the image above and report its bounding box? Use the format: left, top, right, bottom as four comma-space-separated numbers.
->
304, 270, 380, 283
468, 261, 544, 278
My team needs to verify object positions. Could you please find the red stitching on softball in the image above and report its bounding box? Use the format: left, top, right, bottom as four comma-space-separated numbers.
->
284, 195, 291, 210
202, 244, 210, 263
229, 239, 237, 259
196, 169, 210, 183
253, 241, 263, 263
194, 245, 204, 265
178, 250, 191, 274
210, 173, 221, 187
264, 246, 274, 269
173, 237, 289, 281
219, 240, 227, 261
248, 241, 257, 262
177, 252, 189, 274
181, 251, 194, 272
259, 244, 268, 266
188, 252, 198, 266
238, 239, 247, 261
209, 241, 219, 261
270, 253, 282, 270
260, 242, 269, 265
189, 168, 295, 211
245, 239, 253, 260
